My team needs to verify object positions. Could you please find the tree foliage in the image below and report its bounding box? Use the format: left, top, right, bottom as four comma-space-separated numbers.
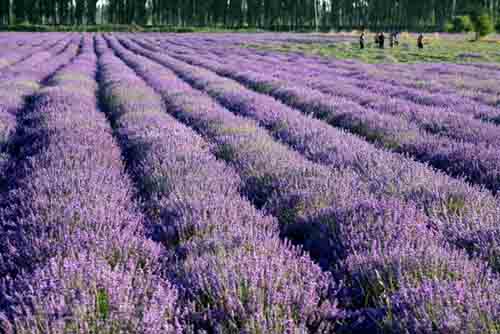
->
0, 0, 499, 30
473, 13, 495, 38
468, 7, 495, 39
452, 15, 473, 32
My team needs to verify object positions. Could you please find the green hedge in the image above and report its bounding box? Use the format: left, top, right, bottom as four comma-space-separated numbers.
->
0, 23, 490, 34
0, 24, 267, 33
0, 24, 143, 32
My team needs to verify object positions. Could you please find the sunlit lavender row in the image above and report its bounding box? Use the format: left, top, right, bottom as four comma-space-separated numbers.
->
0, 32, 499, 334
142, 37, 500, 194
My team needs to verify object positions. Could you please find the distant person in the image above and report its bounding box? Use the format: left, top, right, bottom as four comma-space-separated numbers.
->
417, 34, 424, 49
379, 32, 385, 49
390, 32, 399, 48
360, 32, 365, 49
394, 32, 400, 46
374, 33, 380, 46
390, 33, 395, 48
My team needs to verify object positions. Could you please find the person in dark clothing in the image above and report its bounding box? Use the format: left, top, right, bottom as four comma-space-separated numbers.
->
390, 33, 395, 48
360, 32, 365, 49
417, 34, 424, 49
379, 32, 385, 49
374, 33, 380, 46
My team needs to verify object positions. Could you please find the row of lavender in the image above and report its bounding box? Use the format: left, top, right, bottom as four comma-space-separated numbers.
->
105, 35, 500, 332
166, 38, 500, 138
157, 34, 500, 106
0, 34, 80, 178
156, 35, 500, 119
97, 35, 338, 333
237, 46, 500, 121
143, 37, 500, 195
117, 36, 500, 274
0, 35, 182, 333
0, 33, 62, 50
0, 34, 72, 71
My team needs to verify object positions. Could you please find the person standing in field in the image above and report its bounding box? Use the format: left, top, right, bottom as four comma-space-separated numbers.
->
394, 32, 400, 46
379, 32, 385, 49
417, 34, 424, 49
390, 32, 399, 48
360, 32, 365, 49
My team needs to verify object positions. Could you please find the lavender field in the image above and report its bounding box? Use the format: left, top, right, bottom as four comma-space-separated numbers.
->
0, 32, 499, 334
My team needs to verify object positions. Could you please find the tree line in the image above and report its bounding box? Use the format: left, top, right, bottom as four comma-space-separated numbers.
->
1, 0, 499, 30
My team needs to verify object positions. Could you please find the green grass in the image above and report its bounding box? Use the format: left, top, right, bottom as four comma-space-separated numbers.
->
247, 34, 500, 64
